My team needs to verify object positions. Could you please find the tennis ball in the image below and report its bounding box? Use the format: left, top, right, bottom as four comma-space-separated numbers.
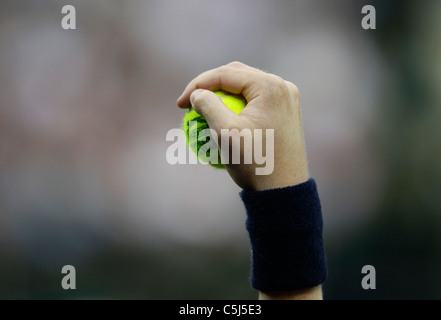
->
182, 90, 247, 168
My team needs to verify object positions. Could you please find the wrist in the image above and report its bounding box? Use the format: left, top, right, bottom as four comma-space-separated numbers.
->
249, 156, 309, 191
240, 178, 327, 292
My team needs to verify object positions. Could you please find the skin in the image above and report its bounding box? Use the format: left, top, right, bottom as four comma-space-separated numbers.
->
177, 61, 322, 300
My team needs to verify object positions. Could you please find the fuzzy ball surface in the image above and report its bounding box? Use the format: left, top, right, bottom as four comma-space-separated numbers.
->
182, 90, 247, 168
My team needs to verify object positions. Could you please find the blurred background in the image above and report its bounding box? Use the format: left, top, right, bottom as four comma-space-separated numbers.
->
0, 0, 440, 299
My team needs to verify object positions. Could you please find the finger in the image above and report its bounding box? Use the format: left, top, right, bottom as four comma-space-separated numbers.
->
225, 61, 262, 73
285, 80, 300, 103
190, 89, 240, 133
177, 64, 264, 109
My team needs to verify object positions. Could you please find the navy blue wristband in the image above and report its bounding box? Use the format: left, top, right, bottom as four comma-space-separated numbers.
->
240, 179, 327, 291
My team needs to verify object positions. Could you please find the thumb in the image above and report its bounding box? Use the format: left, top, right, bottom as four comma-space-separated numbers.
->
190, 89, 240, 133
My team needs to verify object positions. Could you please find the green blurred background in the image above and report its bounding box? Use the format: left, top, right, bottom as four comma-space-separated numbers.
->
0, 0, 440, 299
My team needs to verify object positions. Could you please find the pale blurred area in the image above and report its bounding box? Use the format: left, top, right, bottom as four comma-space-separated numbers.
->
1, 0, 440, 299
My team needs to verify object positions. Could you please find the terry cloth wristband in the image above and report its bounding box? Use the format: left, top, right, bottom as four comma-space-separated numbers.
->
240, 178, 327, 291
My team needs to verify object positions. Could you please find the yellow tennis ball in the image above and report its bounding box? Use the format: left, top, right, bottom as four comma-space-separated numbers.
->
182, 90, 247, 168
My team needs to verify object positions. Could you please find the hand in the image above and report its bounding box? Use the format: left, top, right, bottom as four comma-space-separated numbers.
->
177, 61, 309, 191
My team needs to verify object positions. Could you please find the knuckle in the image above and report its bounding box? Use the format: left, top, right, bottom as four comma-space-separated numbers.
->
217, 64, 233, 76
286, 81, 300, 99
265, 74, 289, 96
226, 61, 245, 68
193, 90, 212, 106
